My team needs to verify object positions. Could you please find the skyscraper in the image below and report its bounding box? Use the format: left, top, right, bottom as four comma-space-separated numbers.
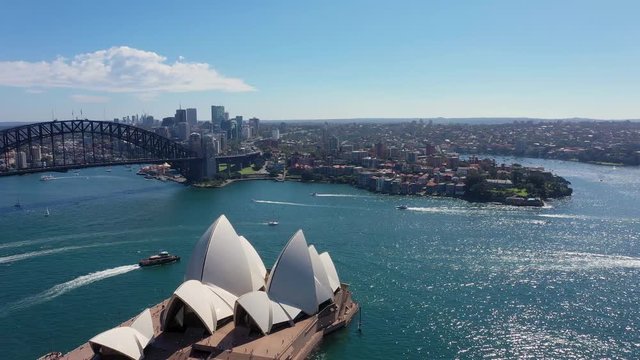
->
211, 105, 225, 129
186, 108, 197, 126
175, 109, 187, 123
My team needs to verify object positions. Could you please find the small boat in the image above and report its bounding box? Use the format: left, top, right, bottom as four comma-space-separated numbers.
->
40, 175, 55, 181
396, 205, 408, 210
311, 192, 318, 196
45, 208, 50, 217
139, 251, 180, 267
268, 221, 279, 226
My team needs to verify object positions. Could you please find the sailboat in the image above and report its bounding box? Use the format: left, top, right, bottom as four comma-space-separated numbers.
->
14, 198, 22, 208
45, 208, 50, 217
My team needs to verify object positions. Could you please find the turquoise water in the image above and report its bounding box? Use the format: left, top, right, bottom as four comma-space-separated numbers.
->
1, 159, 639, 359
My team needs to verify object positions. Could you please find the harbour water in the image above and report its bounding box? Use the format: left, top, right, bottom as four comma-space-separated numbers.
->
1, 159, 639, 359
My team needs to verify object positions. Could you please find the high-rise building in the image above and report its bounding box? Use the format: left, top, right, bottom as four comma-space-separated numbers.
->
31, 145, 42, 166
328, 136, 339, 153
175, 109, 187, 123
189, 133, 202, 156
162, 117, 175, 127
249, 117, 260, 136
233, 116, 243, 139
375, 141, 387, 159
186, 108, 197, 126
241, 125, 252, 139
211, 106, 225, 129
16, 151, 27, 169
177, 122, 190, 141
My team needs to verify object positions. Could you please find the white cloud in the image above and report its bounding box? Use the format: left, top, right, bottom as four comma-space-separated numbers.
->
25, 88, 45, 94
0, 46, 255, 94
70, 94, 110, 103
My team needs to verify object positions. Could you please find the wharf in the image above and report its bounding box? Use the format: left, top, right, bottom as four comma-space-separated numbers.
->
60, 285, 358, 360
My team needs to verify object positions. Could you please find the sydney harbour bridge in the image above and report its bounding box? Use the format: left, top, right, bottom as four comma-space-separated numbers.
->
0, 120, 260, 182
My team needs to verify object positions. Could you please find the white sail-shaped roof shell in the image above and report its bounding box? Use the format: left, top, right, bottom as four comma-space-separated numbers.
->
240, 235, 267, 290
319, 252, 341, 292
89, 309, 154, 360
308, 245, 334, 304
164, 280, 236, 334
185, 215, 265, 297
234, 291, 293, 335
266, 230, 319, 315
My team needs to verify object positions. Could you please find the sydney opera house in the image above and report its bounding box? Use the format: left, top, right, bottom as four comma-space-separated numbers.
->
60, 215, 358, 360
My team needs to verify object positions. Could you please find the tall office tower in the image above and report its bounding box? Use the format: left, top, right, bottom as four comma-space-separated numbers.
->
249, 117, 260, 136
234, 116, 243, 139
175, 109, 187, 123
211, 105, 225, 129
186, 108, 197, 126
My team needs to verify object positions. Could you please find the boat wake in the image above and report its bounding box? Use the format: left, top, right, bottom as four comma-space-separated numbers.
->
0, 264, 139, 317
544, 251, 640, 271
538, 214, 588, 220
253, 199, 322, 207
0, 240, 148, 264
407, 206, 473, 215
313, 193, 367, 198
0, 226, 180, 250
0, 245, 95, 264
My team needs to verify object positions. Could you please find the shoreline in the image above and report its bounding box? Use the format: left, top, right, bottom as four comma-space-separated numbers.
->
192, 176, 556, 207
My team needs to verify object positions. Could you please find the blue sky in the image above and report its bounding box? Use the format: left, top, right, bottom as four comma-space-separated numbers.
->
0, 0, 638, 122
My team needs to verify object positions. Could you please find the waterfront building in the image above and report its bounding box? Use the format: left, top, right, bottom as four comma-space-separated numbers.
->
16, 151, 27, 169
361, 156, 380, 169
31, 145, 42, 166
350, 150, 368, 164
66, 215, 357, 360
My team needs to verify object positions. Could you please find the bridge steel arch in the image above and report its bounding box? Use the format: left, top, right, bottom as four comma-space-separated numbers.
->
0, 120, 202, 179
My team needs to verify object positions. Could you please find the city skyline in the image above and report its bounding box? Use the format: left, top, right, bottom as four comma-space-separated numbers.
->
1, 0, 639, 122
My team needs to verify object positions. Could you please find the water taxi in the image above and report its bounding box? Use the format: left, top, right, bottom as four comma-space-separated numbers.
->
139, 251, 180, 267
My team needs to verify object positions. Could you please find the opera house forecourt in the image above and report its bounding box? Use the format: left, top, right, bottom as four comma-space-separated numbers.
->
59, 215, 359, 360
